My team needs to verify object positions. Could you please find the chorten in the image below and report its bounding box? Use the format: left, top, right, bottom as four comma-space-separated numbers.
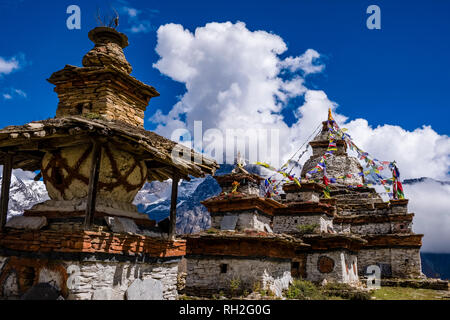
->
300, 111, 424, 279
301, 116, 364, 186
51, 27, 157, 127
0, 26, 218, 300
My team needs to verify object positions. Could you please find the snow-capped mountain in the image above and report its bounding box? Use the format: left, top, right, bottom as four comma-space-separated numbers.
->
2, 163, 449, 238
2, 168, 448, 277
133, 165, 233, 233
1, 173, 49, 220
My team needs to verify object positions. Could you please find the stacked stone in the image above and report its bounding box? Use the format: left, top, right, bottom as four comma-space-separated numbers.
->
0, 26, 219, 300
49, 27, 159, 127
186, 168, 312, 297
302, 121, 364, 186
271, 181, 365, 285
273, 183, 335, 234
185, 232, 308, 297
0, 227, 186, 299
203, 171, 283, 232
299, 116, 424, 280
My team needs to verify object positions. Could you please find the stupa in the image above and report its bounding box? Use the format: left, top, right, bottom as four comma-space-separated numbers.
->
300, 111, 424, 279
185, 165, 308, 297
0, 26, 218, 300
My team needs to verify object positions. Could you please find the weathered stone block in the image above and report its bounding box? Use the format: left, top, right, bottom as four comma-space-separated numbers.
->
92, 288, 124, 300
6, 216, 47, 231
126, 278, 164, 300
104, 216, 140, 234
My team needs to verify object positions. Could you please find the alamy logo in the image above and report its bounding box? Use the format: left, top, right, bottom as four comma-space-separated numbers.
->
367, 5, 381, 30
66, 265, 81, 290
170, 121, 281, 167
366, 265, 381, 289
67, 5, 81, 30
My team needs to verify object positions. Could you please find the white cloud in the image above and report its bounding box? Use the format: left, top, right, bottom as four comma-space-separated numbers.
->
2, 88, 27, 100
152, 22, 323, 164
280, 49, 325, 75
151, 21, 450, 252
405, 180, 450, 253
344, 120, 450, 181
124, 7, 139, 18
152, 21, 449, 178
14, 89, 26, 98
117, 2, 156, 34
0, 56, 20, 75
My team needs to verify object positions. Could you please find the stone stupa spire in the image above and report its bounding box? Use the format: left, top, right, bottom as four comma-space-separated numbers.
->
48, 27, 160, 127
82, 27, 132, 74
301, 110, 364, 185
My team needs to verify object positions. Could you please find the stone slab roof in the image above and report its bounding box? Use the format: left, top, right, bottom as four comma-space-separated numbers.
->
0, 116, 219, 181
0, 229, 186, 259
301, 233, 367, 252
334, 213, 415, 225
363, 234, 424, 248
201, 194, 286, 216
185, 230, 310, 260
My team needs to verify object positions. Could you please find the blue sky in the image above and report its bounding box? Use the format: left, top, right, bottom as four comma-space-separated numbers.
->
0, 0, 449, 134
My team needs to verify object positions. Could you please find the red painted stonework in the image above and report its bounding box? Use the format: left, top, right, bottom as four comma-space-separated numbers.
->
0, 230, 186, 257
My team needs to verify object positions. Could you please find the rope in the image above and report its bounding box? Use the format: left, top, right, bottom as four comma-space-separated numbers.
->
266, 124, 322, 193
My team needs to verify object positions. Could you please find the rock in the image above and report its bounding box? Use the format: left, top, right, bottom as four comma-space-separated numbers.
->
105, 216, 140, 234
6, 216, 47, 230
27, 123, 44, 130
321, 279, 328, 287
92, 288, 124, 300
126, 278, 164, 300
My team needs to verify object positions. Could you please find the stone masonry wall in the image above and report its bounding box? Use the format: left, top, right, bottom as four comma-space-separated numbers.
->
211, 211, 272, 232
305, 251, 359, 284
185, 257, 292, 297
273, 215, 333, 234
0, 256, 179, 300
334, 222, 413, 235
54, 82, 148, 127
357, 248, 422, 279
66, 260, 179, 300
286, 191, 320, 203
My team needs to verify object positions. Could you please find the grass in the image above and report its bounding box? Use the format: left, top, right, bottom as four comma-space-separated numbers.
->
371, 287, 449, 300
285, 279, 326, 300
285, 280, 371, 300
296, 224, 319, 235
180, 280, 449, 300
322, 282, 371, 300
284, 280, 449, 301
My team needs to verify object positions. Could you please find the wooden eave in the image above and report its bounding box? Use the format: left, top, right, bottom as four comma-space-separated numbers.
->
362, 234, 424, 249
301, 234, 367, 252
185, 232, 310, 259
201, 195, 286, 216
274, 201, 336, 217
48, 65, 160, 99
334, 213, 415, 225
0, 116, 219, 182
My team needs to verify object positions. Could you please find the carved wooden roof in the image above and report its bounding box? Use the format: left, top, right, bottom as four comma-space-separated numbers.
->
0, 116, 219, 182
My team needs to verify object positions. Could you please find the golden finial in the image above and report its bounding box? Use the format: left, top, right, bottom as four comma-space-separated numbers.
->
328, 108, 334, 122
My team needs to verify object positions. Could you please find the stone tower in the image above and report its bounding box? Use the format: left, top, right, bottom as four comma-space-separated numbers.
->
49, 27, 159, 127
300, 112, 424, 279
301, 120, 364, 186
0, 27, 218, 300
